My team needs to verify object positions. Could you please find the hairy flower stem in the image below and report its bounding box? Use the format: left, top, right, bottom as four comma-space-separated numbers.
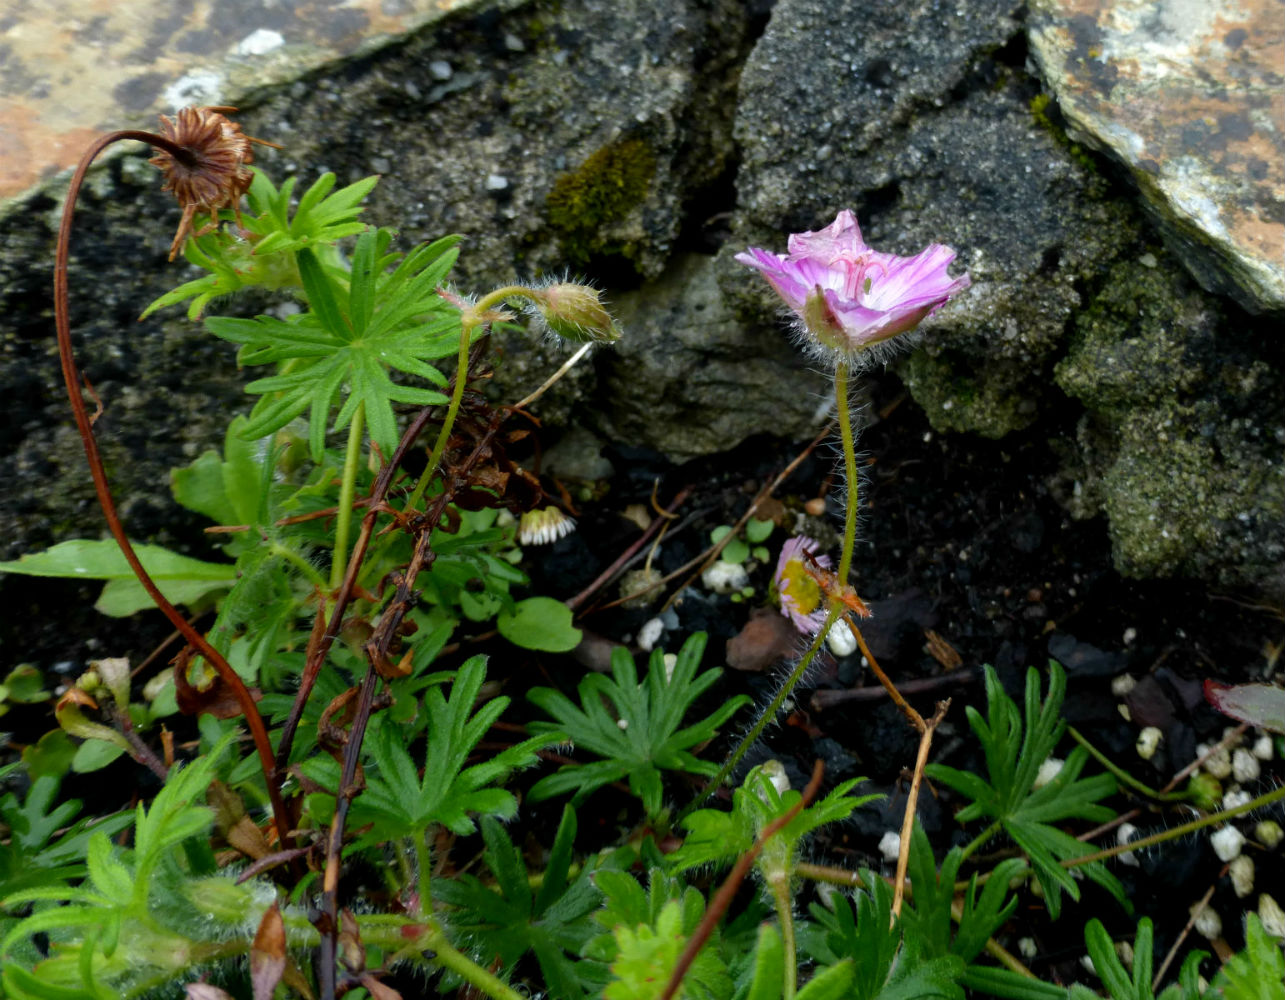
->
767, 873, 798, 998
958, 820, 1004, 865
423, 923, 527, 1000
406, 285, 531, 513
682, 367, 861, 820
54, 128, 292, 847
329, 403, 366, 591
833, 362, 860, 585
678, 609, 838, 824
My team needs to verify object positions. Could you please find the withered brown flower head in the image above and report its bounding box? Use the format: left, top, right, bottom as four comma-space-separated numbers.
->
149, 106, 265, 260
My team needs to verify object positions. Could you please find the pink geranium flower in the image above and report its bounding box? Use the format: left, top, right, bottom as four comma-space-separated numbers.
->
736, 210, 969, 365
774, 535, 830, 634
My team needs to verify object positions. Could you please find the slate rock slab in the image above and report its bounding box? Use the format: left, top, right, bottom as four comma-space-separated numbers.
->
1027, 0, 1285, 315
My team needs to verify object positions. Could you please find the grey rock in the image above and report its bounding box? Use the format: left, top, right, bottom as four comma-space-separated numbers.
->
729, 0, 1283, 593
596, 253, 831, 460
1028, 0, 1285, 315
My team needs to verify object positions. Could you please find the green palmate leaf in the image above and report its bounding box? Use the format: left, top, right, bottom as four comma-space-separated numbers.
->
207, 227, 463, 460
171, 415, 267, 530
496, 596, 582, 652
1208, 913, 1283, 1000
2, 734, 238, 995
0, 776, 131, 900
901, 822, 1024, 966
925, 662, 1122, 919
351, 656, 553, 840
668, 762, 877, 881
435, 808, 603, 999
1073, 917, 1209, 1000
140, 170, 380, 319
0, 539, 235, 617
527, 632, 750, 819
592, 875, 730, 1000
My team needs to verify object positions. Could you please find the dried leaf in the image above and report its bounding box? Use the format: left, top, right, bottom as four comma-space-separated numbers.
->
339, 908, 365, 972
250, 903, 287, 1000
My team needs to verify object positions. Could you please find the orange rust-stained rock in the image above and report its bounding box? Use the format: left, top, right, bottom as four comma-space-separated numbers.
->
1028, 0, 1285, 313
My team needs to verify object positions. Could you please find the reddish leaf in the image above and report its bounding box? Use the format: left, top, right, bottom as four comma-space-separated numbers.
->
250, 903, 287, 1000
1204, 680, 1285, 734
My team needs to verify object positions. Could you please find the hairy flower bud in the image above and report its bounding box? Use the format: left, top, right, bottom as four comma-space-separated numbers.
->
533, 283, 621, 344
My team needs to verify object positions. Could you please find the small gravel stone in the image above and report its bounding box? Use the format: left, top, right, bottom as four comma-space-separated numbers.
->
1111, 673, 1137, 697
1258, 893, 1285, 938
1136, 726, 1163, 760
1192, 904, 1222, 940
878, 831, 901, 863
1197, 743, 1233, 779
1231, 748, 1260, 783
1254, 820, 1283, 849
1210, 825, 1245, 862
1229, 855, 1254, 898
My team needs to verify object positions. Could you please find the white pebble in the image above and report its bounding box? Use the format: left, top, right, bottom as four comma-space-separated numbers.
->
1229, 855, 1254, 898
637, 617, 664, 652
1259, 893, 1285, 939
1117, 823, 1140, 867
878, 831, 901, 863
428, 60, 453, 80
616, 718, 628, 730
1254, 820, 1283, 849
1222, 788, 1252, 811
1197, 743, 1233, 779
1192, 903, 1222, 940
1231, 748, 1260, 783
1251, 734, 1274, 761
1017, 937, 1037, 959
1111, 673, 1137, 697
1080, 955, 1096, 975
1210, 825, 1245, 862
1122, 627, 1137, 645
1033, 757, 1064, 789
826, 619, 857, 657
1136, 727, 1163, 760
700, 560, 749, 594
485, 173, 509, 191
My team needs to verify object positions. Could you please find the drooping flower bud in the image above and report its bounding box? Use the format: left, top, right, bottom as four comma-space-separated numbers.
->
149, 106, 274, 260
533, 283, 621, 344
518, 506, 577, 546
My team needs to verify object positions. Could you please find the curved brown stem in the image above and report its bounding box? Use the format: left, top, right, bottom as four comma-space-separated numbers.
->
55, 129, 291, 845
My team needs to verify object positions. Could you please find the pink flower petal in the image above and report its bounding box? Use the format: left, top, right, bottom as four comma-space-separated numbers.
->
738, 211, 969, 363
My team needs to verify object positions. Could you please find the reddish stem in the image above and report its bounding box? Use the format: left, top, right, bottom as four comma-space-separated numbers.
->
54, 129, 291, 845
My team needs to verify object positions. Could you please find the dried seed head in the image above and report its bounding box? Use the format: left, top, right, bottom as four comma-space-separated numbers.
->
149, 106, 263, 260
